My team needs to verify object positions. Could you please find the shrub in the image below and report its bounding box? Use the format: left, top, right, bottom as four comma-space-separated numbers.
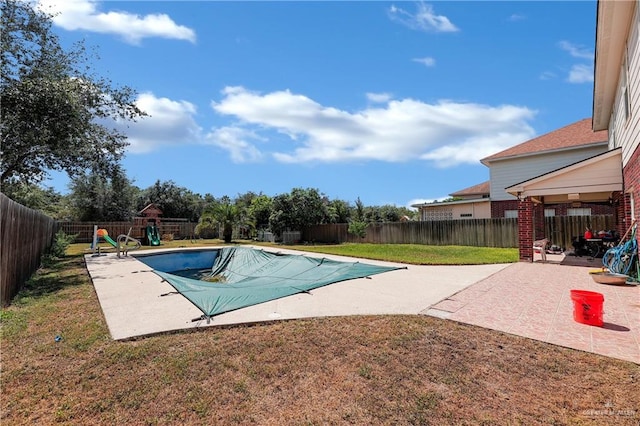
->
49, 230, 76, 258
348, 221, 367, 238
42, 230, 76, 266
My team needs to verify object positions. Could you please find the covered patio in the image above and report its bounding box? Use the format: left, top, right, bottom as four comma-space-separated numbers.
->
506, 149, 625, 262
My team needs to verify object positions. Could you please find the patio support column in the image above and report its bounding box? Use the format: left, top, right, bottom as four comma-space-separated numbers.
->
533, 200, 545, 240
518, 197, 534, 262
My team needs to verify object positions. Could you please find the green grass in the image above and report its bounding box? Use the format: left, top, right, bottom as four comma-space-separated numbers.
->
68, 239, 519, 265
279, 243, 518, 265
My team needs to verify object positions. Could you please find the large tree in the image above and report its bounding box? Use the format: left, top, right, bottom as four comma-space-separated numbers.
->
68, 165, 139, 221
269, 188, 328, 237
248, 194, 273, 231
1, 182, 71, 219
0, 0, 144, 187
137, 180, 204, 220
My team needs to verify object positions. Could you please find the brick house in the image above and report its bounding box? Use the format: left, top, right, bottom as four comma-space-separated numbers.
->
514, 0, 639, 261
412, 119, 614, 221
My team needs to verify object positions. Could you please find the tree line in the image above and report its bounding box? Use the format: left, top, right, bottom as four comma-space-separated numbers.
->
3, 177, 416, 241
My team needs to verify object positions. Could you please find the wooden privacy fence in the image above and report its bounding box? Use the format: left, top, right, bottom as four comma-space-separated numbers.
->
304, 219, 518, 247
1, 193, 58, 306
544, 215, 617, 250
57, 221, 197, 243
303, 215, 617, 249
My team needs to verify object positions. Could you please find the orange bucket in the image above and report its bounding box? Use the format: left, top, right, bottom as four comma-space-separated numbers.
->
570, 290, 604, 326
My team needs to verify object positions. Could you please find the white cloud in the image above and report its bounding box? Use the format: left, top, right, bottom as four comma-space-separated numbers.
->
37, 0, 196, 44
116, 93, 202, 153
568, 64, 594, 84
508, 14, 526, 22
558, 41, 594, 60
366, 92, 393, 103
413, 57, 436, 67
204, 127, 264, 163
555, 41, 593, 84
388, 2, 459, 33
211, 86, 537, 167
539, 71, 556, 81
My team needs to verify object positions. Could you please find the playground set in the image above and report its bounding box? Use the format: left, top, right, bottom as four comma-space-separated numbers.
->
136, 203, 163, 246
90, 203, 164, 257
90, 226, 141, 258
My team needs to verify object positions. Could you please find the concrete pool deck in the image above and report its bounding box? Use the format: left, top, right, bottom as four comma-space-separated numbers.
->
85, 246, 509, 340
85, 246, 639, 364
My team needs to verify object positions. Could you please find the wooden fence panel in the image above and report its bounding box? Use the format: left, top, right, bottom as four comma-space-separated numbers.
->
303, 219, 519, 247
1, 193, 57, 306
544, 215, 616, 249
57, 221, 197, 243
303, 216, 612, 249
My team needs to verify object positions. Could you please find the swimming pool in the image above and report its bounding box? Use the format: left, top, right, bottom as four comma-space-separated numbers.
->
133, 247, 403, 320
134, 249, 219, 279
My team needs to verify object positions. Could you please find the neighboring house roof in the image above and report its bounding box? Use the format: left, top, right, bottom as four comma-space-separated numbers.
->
411, 198, 491, 208
481, 118, 608, 165
449, 181, 490, 197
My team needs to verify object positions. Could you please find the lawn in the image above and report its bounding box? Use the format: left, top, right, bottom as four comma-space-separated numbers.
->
279, 243, 519, 265
2, 244, 639, 424
70, 239, 519, 265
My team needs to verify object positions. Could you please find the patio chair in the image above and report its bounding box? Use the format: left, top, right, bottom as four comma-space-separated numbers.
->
533, 238, 549, 262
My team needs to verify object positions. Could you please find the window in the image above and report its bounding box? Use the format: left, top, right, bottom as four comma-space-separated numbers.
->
567, 208, 592, 216
504, 210, 518, 218
544, 209, 556, 217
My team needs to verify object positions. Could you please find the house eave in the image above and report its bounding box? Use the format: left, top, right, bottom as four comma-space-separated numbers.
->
592, 0, 635, 131
412, 199, 491, 209
505, 148, 623, 200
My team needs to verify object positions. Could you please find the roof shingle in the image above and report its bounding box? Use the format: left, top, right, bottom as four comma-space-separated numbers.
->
481, 118, 608, 164
450, 181, 490, 197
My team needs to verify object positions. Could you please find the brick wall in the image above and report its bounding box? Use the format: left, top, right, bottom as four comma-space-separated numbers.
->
518, 198, 534, 262
623, 145, 640, 221
622, 145, 640, 248
491, 200, 519, 218
491, 199, 614, 218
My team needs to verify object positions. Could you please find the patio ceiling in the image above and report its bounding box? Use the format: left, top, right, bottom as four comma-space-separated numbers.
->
506, 149, 623, 203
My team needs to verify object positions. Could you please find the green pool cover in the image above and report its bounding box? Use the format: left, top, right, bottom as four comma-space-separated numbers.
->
155, 247, 404, 319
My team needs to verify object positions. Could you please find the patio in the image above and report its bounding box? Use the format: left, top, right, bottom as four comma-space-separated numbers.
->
426, 252, 640, 364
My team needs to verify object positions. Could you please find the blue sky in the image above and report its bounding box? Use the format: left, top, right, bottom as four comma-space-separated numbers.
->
40, 0, 598, 208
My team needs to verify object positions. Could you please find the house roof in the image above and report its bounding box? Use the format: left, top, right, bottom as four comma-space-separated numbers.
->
481, 118, 608, 165
411, 198, 491, 208
450, 181, 490, 197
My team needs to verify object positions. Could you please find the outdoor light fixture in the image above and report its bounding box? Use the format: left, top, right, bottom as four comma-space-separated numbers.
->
568, 193, 580, 200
